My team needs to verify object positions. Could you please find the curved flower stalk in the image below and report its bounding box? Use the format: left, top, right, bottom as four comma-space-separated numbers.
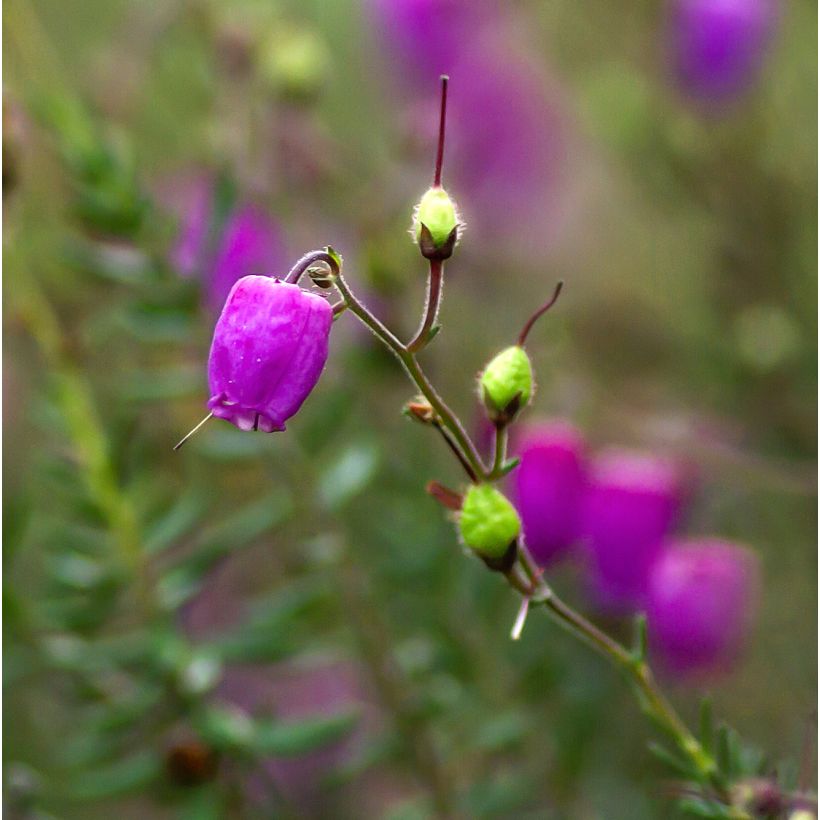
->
313, 78, 814, 819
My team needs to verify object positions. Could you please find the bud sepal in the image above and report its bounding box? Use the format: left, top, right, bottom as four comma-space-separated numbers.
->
412, 186, 461, 260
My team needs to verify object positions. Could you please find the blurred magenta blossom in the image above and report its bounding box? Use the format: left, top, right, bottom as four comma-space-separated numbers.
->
159, 172, 287, 312
511, 420, 587, 567
582, 448, 685, 612
369, 0, 570, 248
511, 420, 759, 675
647, 540, 760, 675
668, 0, 778, 104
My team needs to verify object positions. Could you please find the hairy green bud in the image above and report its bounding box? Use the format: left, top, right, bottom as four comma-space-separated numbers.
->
412, 186, 460, 259
458, 484, 521, 559
479, 345, 533, 419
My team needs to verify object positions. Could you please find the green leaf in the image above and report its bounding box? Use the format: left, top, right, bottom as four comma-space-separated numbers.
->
253, 711, 358, 756
145, 491, 209, 555
716, 724, 732, 776
158, 491, 292, 609
194, 706, 255, 752
318, 442, 380, 512
208, 580, 327, 663
66, 751, 161, 801
678, 797, 736, 818
648, 741, 694, 778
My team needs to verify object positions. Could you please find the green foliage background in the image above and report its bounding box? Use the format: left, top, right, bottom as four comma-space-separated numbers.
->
4, 0, 817, 817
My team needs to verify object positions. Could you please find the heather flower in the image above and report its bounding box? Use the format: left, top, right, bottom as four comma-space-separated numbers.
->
165, 172, 214, 277
511, 421, 587, 567
207, 204, 285, 313
446, 45, 567, 244
207, 275, 332, 432
647, 539, 759, 675
160, 172, 286, 312
582, 449, 684, 611
367, 0, 495, 89
668, 0, 777, 103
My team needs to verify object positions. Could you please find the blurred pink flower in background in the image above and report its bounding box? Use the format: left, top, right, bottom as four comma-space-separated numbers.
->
647, 539, 760, 676
581, 449, 685, 612
667, 0, 778, 105
368, 0, 572, 253
367, 0, 497, 90
511, 420, 587, 567
158, 171, 287, 312
165, 173, 213, 277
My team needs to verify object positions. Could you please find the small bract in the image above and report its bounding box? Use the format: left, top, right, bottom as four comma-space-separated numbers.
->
207, 275, 332, 433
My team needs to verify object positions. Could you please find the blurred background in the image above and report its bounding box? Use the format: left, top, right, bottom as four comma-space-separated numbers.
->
3, 0, 817, 817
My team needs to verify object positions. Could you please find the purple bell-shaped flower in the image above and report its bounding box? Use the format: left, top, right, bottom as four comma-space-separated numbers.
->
582, 449, 684, 612
207, 275, 333, 433
511, 421, 587, 567
647, 539, 759, 676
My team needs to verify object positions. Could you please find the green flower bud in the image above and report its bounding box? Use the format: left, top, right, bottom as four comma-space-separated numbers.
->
412, 186, 460, 259
458, 484, 521, 559
479, 345, 533, 419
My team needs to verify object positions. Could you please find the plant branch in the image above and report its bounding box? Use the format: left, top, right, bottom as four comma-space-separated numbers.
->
515, 543, 730, 803
407, 259, 443, 352
333, 269, 487, 480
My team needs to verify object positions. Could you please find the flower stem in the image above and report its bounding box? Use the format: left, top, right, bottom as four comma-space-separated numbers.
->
333, 270, 487, 480
489, 424, 508, 480
516, 543, 729, 801
334, 260, 737, 813
407, 259, 443, 352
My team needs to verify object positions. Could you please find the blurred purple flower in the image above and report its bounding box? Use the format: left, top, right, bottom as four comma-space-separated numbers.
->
167, 173, 214, 277
369, 0, 570, 250
207, 204, 285, 314
582, 449, 684, 612
208, 276, 333, 432
511, 420, 587, 567
159, 172, 286, 312
446, 45, 568, 243
669, 0, 777, 103
647, 539, 759, 675
367, 0, 495, 90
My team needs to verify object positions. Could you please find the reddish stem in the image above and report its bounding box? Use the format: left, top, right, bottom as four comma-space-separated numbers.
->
434, 75, 448, 187
517, 281, 564, 346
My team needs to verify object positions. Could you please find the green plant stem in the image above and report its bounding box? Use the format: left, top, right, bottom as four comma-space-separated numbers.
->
333, 270, 487, 480
515, 544, 733, 804
489, 424, 508, 479
407, 259, 443, 352
335, 266, 745, 814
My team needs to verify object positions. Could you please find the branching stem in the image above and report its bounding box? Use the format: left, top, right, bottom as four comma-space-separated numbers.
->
333, 255, 741, 814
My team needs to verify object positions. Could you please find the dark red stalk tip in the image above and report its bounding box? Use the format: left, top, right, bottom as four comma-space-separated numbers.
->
517, 280, 564, 347
434, 75, 449, 187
